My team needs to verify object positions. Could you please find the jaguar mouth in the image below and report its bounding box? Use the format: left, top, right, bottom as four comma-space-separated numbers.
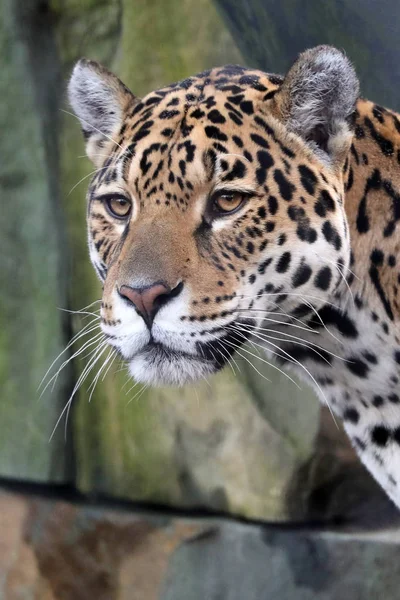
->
127, 321, 252, 386
128, 341, 217, 386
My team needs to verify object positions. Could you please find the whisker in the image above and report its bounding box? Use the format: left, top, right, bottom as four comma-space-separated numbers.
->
207, 340, 240, 376
67, 165, 111, 197
246, 334, 337, 427
236, 310, 315, 334
238, 291, 344, 312
222, 331, 301, 388
48, 331, 105, 393
49, 339, 109, 442
58, 307, 101, 318
39, 326, 103, 395
126, 384, 148, 406
237, 321, 348, 363
61, 108, 124, 151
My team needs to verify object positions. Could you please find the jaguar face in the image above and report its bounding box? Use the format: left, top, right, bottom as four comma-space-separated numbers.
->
68, 46, 358, 386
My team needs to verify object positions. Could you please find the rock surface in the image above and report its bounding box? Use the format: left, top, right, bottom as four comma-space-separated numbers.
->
0, 0, 72, 481
0, 488, 400, 599
215, 0, 400, 110
1, 0, 393, 523
55, 0, 388, 521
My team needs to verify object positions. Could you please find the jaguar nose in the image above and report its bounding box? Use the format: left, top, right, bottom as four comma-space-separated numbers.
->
118, 281, 183, 327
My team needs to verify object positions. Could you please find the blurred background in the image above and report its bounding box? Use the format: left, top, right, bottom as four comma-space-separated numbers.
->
1, 0, 400, 598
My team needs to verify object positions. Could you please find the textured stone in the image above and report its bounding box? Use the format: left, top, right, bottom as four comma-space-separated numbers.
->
0, 488, 399, 599
215, 0, 400, 110
0, 0, 72, 481
54, 0, 386, 522
5, 0, 390, 521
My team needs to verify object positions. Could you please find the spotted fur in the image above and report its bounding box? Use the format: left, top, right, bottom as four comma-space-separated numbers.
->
69, 46, 400, 508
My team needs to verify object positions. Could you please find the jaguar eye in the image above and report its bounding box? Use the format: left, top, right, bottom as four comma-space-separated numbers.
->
212, 191, 247, 215
104, 196, 132, 219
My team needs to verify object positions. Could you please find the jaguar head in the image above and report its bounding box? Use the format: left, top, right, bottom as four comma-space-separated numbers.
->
68, 45, 358, 385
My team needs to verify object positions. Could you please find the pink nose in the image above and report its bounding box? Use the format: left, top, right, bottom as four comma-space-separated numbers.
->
119, 283, 171, 326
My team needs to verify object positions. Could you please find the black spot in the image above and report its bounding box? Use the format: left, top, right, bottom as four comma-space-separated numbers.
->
365, 116, 394, 156
298, 222, 317, 243
314, 190, 335, 218
250, 133, 270, 149
205, 126, 228, 141
191, 108, 205, 119
276, 251, 291, 273
166, 97, 180, 107
372, 105, 385, 123
373, 395, 384, 407
240, 100, 254, 114
232, 135, 243, 148
389, 393, 400, 404
265, 221, 275, 233
227, 93, 244, 105
274, 169, 295, 201
370, 249, 384, 266
322, 221, 342, 251
257, 206, 266, 219
258, 257, 272, 275
314, 306, 358, 338
362, 351, 378, 364
345, 167, 354, 192
208, 109, 226, 124
246, 241, 254, 254
278, 344, 331, 365
344, 407, 360, 424
222, 159, 247, 182
268, 196, 278, 215
314, 266, 332, 291
292, 263, 312, 287
179, 160, 186, 177
228, 111, 243, 126
356, 169, 382, 235
346, 357, 370, 378
288, 206, 305, 221
277, 233, 286, 246
355, 124, 365, 139
159, 109, 180, 119
263, 90, 277, 100
256, 150, 274, 185
393, 428, 400, 446
298, 165, 317, 195
352, 437, 365, 454
244, 150, 253, 162
369, 262, 394, 321
371, 425, 390, 447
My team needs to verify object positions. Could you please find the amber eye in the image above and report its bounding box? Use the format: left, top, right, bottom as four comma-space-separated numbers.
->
212, 191, 246, 215
104, 196, 132, 219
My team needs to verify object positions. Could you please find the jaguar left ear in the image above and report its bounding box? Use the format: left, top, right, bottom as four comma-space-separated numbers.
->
273, 45, 359, 170
68, 59, 138, 166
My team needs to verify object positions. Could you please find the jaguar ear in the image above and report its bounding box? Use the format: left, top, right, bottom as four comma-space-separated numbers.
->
274, 45, 359, 169
68, 59, 138, 166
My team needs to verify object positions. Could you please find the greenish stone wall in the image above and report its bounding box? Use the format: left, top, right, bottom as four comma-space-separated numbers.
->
0, 0, 72, 482
0, 0, 385, 522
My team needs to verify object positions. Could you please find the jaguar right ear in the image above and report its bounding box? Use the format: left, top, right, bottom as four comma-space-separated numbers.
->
68, 59, 139, 166
273, 45, 359, 171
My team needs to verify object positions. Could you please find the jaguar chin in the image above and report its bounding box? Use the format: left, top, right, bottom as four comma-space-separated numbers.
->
127, 342, 217, 387
119, 320, 251, 386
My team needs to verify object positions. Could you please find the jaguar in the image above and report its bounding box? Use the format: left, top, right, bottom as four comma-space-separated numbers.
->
68, 45, 400, 508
